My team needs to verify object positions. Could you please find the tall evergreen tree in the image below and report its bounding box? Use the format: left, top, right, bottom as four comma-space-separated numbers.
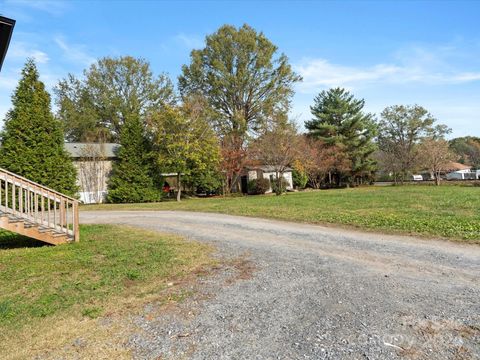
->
305, 87, 377, 184
0, 59, 77, 196
107, 115, 160, 203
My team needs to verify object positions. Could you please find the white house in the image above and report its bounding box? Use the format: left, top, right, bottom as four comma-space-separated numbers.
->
240, 165, 294, 193
444, 162, 479, 180
446, 169, 480, 180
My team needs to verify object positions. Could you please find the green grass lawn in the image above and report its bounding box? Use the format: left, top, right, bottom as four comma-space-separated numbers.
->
0, 225, 213, 337
84, 185, 480, 242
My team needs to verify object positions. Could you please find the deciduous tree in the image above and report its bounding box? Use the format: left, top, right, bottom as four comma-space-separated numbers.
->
179, 24, 301, 190
291, 159, 308, 189
56, 56, 175, 142
377, 105, 451, 183
419, 138, 457, 186
250, 121, 299, 195
77, 143, 109, 203
299, 138, 351, 188
220, 133, 249, 194
149, 101, 221, 202
449, 137, 480, 168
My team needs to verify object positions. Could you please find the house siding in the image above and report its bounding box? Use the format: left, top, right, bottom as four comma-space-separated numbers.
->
73, 160, 113, 204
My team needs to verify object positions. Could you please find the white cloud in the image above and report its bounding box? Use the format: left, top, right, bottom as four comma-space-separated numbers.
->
8, 41, 49, 63
450, 72, 480, 82
4, 0, 69, 16
295, 59, 401, 91
0, 74, 17, 92
174, 33, 204, 49
54, 36, 95, 66
295, 45, 480, 93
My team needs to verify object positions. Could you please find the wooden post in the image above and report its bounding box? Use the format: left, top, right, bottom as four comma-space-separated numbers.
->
65, 200, 69, 234
47, 192, 51, 228
12, 182, 15, 215
34, 190, 38, 222
73, 201, 80, 242
53, 197, 57, 230
19, 186, 22, 217
41, 194, 44, 224
60, 198, 65, 230
5, 174, 8, 209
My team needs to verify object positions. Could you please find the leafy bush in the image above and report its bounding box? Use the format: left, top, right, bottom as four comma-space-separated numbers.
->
248, 178, 270, 195
181, 169, 223, 196
271, 177, 290, 195
107, 185, 162, 203
292, 168, 308, 189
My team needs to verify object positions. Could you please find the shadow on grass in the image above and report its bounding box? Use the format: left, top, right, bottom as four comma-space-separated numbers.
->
0, 232, 50, 250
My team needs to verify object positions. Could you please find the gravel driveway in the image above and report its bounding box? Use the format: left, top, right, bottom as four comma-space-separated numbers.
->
81, 211, 480, 360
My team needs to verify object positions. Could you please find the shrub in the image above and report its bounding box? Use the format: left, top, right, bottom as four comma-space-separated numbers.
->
247, 178, 270, 195
271, 177, 290, 195
292, 168, 308, 189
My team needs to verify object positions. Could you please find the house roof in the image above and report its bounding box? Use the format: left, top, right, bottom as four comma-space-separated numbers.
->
444, 162, 471, 171
245, 165, 293, 172
0, 16, 15, 72
65, 143, 120, 158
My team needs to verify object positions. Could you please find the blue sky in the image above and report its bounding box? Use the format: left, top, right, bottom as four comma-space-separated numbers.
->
1, 0, 480, 137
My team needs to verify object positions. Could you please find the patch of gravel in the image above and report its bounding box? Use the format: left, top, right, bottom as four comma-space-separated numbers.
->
81, 211, 480, 359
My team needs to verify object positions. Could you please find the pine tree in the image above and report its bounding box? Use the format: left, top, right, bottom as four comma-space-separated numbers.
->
305, 87, 377, 184
0, 59, 78, 196
107, 115, 160, 203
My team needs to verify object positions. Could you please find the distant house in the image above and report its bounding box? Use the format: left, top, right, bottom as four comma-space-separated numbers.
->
444, 162, 478, 180
66, 143, 183, 202
65, 143, 119, 204
240, 165, 294, 193
65, 143, 296, 201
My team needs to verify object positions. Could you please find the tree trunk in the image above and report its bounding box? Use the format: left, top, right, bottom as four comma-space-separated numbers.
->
176, 173, 182, 202
275, 171, 282, 196
228, 173, 241, 193
435, 170, 441, 186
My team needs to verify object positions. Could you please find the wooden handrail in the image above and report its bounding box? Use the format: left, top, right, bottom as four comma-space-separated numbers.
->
0, 167, 77, 202
0, 167, 80, 242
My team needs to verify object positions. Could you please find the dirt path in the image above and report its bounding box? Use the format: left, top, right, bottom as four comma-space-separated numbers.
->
81, 211, 480, 359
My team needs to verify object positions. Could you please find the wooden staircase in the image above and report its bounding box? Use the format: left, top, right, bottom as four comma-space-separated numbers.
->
0, 167, 79, 245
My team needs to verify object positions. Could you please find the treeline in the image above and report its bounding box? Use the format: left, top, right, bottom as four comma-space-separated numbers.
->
1, 24, 477, 202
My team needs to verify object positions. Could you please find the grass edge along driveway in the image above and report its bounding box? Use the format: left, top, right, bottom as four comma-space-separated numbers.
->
0, 224, 214, 359
83, 185, 480, 242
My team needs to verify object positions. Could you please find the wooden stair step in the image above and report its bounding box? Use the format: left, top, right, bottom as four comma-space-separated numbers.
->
23, 222, 39, 229
52, 231, 68, 238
